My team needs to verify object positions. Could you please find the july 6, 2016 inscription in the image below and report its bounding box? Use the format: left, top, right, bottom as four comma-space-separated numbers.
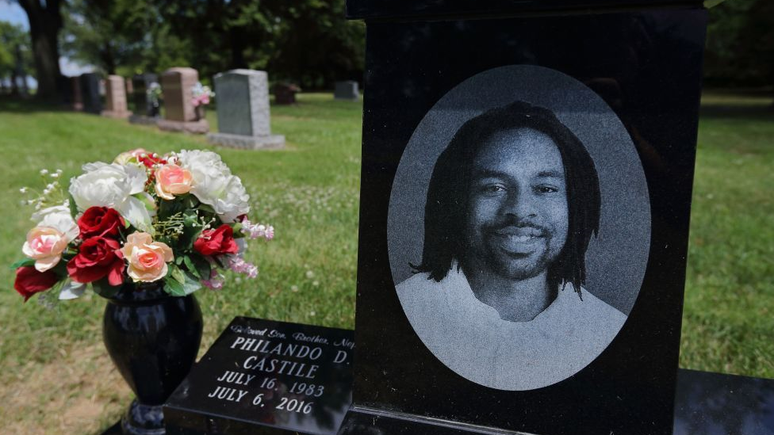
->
164, 317, 355, 435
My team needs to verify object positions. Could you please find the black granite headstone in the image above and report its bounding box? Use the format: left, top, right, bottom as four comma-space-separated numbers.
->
132, 73, 159, 117
164, 317, 354, 435
79, 73, 103, 114
340, 1, 708, 435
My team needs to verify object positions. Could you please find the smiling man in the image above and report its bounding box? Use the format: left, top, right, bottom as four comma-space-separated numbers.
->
396, 101, 626, 390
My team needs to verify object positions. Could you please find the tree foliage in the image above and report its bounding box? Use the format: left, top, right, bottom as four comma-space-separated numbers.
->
704, 0, 774, 87
61, 0, 365, 89
0, 20, 32, 93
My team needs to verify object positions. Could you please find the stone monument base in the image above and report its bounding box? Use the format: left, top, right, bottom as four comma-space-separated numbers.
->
101, 110, 132, 119
158, 119, 210, 134
207, 132, 285, 150
128, 114, 160, 125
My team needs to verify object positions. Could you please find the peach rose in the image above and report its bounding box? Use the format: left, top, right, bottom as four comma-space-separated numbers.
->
120, 232, 174, 282
22, 226, 70, 272
155, 164, 193, 200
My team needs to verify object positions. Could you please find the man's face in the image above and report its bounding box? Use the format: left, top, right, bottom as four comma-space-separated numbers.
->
464, 128, 569, 281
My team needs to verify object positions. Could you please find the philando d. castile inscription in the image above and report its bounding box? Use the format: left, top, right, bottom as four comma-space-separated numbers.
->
164, 317, 355, 435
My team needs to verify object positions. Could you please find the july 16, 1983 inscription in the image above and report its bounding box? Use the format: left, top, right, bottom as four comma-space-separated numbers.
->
164, 317, 355, 435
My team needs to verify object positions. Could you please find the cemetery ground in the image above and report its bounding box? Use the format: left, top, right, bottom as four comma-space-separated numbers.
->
0, 90, 770, 434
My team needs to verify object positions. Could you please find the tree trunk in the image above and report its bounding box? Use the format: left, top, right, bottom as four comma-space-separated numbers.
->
19, 0, 63, 100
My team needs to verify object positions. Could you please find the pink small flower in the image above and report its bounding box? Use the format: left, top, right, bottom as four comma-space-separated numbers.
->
202, 270, 225, 290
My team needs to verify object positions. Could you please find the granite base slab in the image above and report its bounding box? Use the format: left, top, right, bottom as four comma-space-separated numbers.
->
129, 115, 160, 125
101, 110, 133, 119
158, 119, 210, 135
207, 132, 285, 150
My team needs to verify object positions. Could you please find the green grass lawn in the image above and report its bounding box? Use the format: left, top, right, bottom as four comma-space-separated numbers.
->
0, 91, 771, 433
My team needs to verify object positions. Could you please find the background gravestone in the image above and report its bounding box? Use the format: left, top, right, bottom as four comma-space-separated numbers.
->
333, 81, 359, 101
79, 73, 102, 114
125, 77, 133, 96
274, 83, 300, 105
101, 75, 132, 119
70, 76, 83, 111
338, 0, 717, 434
158, 67, 209, 134
129, 73, 160, 125
207, 69, 285, 150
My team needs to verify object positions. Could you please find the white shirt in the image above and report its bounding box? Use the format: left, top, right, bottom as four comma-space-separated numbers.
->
396, 266, 627, 391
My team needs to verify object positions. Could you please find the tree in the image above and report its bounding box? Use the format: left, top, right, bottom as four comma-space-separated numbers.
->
16, 0, 64, 99
0, 21, 32, 95
704, 0, 774, 88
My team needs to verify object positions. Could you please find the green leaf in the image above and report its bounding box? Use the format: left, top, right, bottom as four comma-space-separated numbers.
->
163, 278, 186, 297
68, 193, 79, 219
169, 263, 186, 284
175, 255, 184, 266
190, 255, 211, 281
183, 255, 200, 279
10, 258, 35, 269
92, 278, 119, 298
180, 271, 202, 295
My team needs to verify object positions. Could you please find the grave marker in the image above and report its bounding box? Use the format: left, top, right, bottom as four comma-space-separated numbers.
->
129, 73, 160, 125
101, 75, 132, 119
79, 73, 102, 114
208, 69, 285, 150
70, 76, 83, 111
339, 1, 710, 434
165, 317, 354, 435
158, 67, 209, 134
333, 81, 359, 101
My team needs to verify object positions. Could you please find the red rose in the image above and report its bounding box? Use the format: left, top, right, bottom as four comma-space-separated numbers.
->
78, 207, 124, 238
14, 266, 60, 302
67, 236, 125, 285
194, 224, 239, 256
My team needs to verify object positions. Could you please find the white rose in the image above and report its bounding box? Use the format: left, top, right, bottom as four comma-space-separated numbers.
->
177, 150, 250, 222
69, 162, 155, 233
34, 206, 79, 239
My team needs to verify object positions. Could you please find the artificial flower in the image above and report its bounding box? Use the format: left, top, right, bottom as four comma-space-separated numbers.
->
66, 236, 125, 285
78, 206, 124, 238
14, 266, 60, 301
155, 164, 193, 200
120, 232, 174, 282
69, 162, 155, 233
194, 224, 239, 256
22, 205, 79, 272
176, 150, 250, 222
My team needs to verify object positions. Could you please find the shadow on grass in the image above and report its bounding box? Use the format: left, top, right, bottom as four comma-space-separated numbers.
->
0, 96, 71, 114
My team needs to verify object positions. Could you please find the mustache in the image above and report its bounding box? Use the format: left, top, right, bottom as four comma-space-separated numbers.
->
483, 216, 549, 236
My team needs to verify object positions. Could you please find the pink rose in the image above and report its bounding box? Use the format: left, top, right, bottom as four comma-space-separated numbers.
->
120, 232, 174, 282
155, 164, 194, 200
23, 227, 70, 272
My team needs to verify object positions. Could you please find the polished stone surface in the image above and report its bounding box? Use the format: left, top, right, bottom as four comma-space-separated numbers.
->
132, 73, 159, 117
165, 317, 354, 435
79, 73, 103, 114
674, 369, 774, 435
344, 5, 707, 435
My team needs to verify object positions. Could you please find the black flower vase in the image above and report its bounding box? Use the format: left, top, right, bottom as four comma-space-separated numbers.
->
103, 282, 203, 435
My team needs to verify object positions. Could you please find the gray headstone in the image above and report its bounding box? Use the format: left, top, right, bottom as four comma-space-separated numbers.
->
208, 69, 284, 150
79, 73, 102, 114
334, 81, 359, 100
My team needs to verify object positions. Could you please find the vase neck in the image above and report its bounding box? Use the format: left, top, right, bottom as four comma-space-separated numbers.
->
104, 282, 171, 305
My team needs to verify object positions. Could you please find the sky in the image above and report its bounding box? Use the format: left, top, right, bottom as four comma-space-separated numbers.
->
0, 1, 94, 88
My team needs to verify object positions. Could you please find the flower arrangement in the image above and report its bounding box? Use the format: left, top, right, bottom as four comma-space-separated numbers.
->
191, 82, 215, 107
147, 82, 162, 108
13, 149, 274, 303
